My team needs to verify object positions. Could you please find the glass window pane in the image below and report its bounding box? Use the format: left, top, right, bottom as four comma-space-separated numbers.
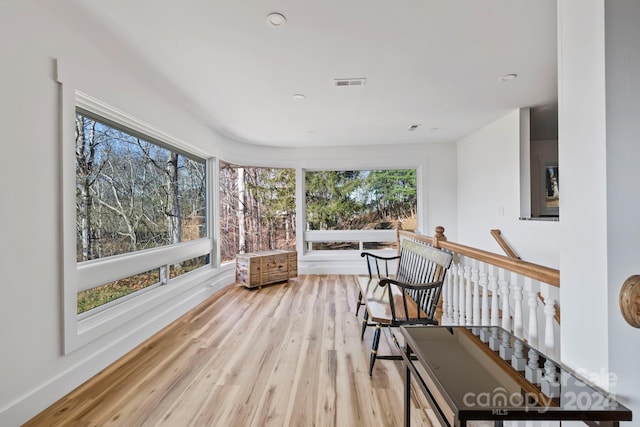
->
304, 169, 416, 250
169, 254, 210, 279
219, 161, 296, 263
75, 112, 207, 262
77, 269, 160, 314
310, 242, 359, 250
363, 241, 398, 251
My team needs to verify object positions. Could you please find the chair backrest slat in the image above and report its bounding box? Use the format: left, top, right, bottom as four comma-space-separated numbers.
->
392, 239, 453, 323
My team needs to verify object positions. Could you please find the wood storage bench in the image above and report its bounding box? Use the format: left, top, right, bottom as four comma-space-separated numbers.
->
236, 250, 298, 288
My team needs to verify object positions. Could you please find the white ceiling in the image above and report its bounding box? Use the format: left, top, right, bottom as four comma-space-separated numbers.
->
53, 0, 557, 147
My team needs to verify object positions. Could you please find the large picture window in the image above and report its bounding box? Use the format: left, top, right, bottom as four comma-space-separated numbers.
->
304, 169, 417, 250
75, 110, 209, 314
219, 161, 296, 263
76, 111, 207, 261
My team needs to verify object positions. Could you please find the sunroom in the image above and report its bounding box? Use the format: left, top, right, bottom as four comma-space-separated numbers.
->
1, 1, 639, 426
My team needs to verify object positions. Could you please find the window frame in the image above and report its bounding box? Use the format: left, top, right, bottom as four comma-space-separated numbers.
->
59, 70, 216, 353
218, 160, 297, 264
301, 167, 419, 255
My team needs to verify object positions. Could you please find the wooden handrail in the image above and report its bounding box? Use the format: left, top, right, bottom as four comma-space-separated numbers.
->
398, 229, 435, 246
399, 228, 560, 288
490, 229, 520, 259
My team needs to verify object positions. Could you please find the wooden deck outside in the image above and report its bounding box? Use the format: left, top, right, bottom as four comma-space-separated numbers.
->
25, 275, 440, 427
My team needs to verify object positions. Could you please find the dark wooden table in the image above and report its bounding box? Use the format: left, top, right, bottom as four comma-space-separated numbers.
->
401, 326, 632, 427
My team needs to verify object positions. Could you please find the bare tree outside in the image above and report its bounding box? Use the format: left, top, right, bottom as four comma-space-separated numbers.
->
75, 112, 208, 313
219, 161, 296, 263
75, 112, 206, 262
218, 164, 416, 261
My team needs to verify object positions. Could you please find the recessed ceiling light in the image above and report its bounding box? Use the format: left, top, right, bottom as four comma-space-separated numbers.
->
430, 127, 439, 132
499, 73, 518, 82
292, 94, 305, 100
266, 12, 287, 27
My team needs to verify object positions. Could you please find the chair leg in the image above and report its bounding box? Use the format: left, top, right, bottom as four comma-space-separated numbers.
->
361, 310, 369, 340
369, 324, 382, 376
355, 290, 362, 316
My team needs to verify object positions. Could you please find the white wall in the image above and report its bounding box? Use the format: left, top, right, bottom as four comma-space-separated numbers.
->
604, 0, 640, 420
559, 0, 640, 423
0, 2, 458, 425
0, 2, 236, 425
557, 0, 610, 391
457, 110, 561, 269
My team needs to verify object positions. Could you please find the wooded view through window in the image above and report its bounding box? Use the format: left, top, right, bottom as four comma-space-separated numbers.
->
219, 161, 296, 263
218, 165, 417, 260
76, 112, 207, 262
305, 169, 417, 231
75, 111, 208, 314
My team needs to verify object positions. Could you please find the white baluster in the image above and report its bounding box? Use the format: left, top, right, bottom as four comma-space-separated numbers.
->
541, 357, 560, 398
480, 263, 489, 325
525, 278, 541, 384
441, 272, 449, 324
525, 279, 539, 348
458, 260, 466, 325
479, 262, 490, 342
446, 273, 453, 323
526, 348, 541, 385
511, 339, 526, 371
511, 275, 526, 370
500, 270, 511, 332
488, 267, 500, 351
499, 270, 512, 360
512, 274, 524, 338
540, 293, 559, 398
543, 295, 556, 358
471, 260, 480, 328
464, 262, 472, 326
451, 261, 459, 325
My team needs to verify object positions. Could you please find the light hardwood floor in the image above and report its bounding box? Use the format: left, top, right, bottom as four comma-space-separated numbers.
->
25, 275, 440, 427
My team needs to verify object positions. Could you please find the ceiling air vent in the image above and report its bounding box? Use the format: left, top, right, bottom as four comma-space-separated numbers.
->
334, 78, 367, 87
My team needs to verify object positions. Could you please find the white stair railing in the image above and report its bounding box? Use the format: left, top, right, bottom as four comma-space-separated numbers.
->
399, 228, 561, 363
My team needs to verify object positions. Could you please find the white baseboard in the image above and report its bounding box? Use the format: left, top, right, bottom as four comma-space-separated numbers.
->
0, 268, 235, 427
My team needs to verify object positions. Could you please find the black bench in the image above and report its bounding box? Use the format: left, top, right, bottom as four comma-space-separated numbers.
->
356, 238, 453, 376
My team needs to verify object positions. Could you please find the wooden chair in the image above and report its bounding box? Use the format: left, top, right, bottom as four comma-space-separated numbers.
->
356, 239, 453, 376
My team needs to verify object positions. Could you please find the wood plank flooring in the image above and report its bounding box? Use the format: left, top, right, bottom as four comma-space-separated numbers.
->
25, 275, 440, 427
